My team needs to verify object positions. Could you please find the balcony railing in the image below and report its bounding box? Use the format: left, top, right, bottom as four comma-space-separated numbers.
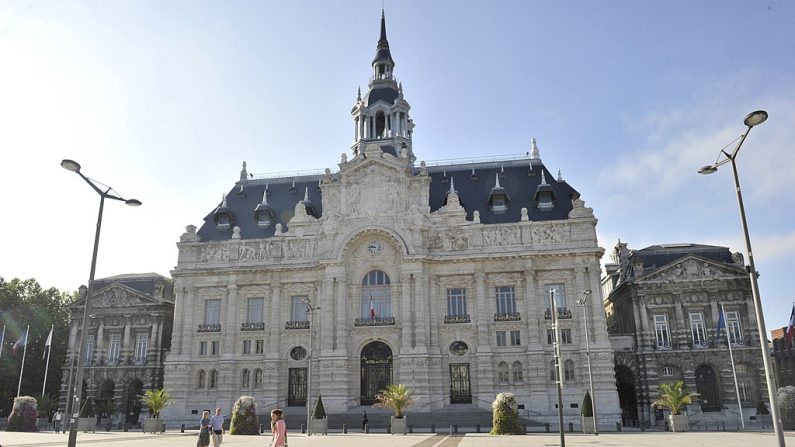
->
285, 321, 310, 330
354, 317, 396, 327
543, 309, 572, 320
198, 324, 221, 332
444, 314, 471, 324
241, 322, 266, 331
494, 312, 521, 322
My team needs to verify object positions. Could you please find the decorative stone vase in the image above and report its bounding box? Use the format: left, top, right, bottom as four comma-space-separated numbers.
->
77, 418, 97, 433
311, 417, 328, 435
143, 418, 165, 434
581, 416, 595, 434
668, 414, 688, 432
390, 416, 407, 435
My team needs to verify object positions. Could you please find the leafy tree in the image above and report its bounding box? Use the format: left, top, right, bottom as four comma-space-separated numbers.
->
652, 381, 698, 415
777, 386, 795, 430
581, 391, 593, 417
373, 384, 415, 419
6, 396, 38, 432
313, 394, 326, 419
36, 394, 57, 418
490, 392, 522, 435
138, 388, 173, 418
78, 398, 95, 418
230, 395, 258, 435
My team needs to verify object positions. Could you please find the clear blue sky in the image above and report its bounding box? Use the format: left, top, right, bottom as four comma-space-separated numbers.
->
1, 1, 794, 329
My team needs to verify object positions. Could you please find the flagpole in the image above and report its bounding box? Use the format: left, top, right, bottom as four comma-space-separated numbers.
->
722, 304, 745, 429
17, 325, 29, 397
0, 325, 5, 360
42, 325, 54, 397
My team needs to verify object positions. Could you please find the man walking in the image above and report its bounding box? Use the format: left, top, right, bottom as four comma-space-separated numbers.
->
53, 409, 63, 433
209, 408, 225, 447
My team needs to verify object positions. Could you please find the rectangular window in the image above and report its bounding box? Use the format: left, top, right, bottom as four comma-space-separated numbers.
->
495, 286, 516, 314
447, 288, 467, 316
255, 340, 264, 354
662, 366, 674, 376
547, 329, 572, 344
247, 297, 264, 324
211, 340, 220, 356
654, 314, 671, 349
291, 296, 308, 322
496, 331, 507, 347
726, 311, 744, 344
135, 334, 148, 362
109, 334, 121, 363
242, 340, 252, 355
199, 341, 207, 356
205, 299, 221, 325
510, 330, 521, 346
545, 284, 567, 312
738, 381, 752, 403
689, 312, 707, 347
498, 369, 509, 384
85, 341, 93, 363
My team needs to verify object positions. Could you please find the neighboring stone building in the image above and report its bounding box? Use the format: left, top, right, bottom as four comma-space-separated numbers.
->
602, 242, 767, 426
60, 273, 174, 425
771, 327, 795, 388
162, 12, 620, 426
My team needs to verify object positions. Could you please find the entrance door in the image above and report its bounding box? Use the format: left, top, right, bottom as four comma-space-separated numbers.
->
360, 341, 393, 405
125, 380, 143, 424
696, 364, 721, 412
288, 368, 307, 407
449, 363, 472, 404
614, 365, 638, 425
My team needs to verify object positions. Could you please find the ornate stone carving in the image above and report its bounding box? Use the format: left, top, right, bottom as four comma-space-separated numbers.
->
426, 229, 469, 250
180, 225, 199, 242
483, 226, 520, 247
530, 224, 566, 244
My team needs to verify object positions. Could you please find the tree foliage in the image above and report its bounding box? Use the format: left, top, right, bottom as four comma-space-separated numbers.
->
373, 384, 415, 419
79, 398, 95, 418
138, 388, 173, 418
490, 392, 522, 435
313, 394, 326, 419
6, 396, 38, 432
0, 277, 74, 417
652, 381, 698, 415
581, 391, 593, 417
777, 386, 795, 430
230, 395, 259, 435
36, 394, 57, 418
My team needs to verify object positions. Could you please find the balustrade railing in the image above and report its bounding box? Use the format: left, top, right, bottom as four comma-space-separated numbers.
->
494, 312, 521, 322
543, 309, 572, 320
198, 324, 221, 332
241, 322, 266, 331
285, 321, 310, 330
354, 317, 396, 327
444, 314, 471, 324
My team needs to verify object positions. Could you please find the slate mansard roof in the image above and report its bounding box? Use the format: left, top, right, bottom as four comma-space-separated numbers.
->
196, 157, 582, 242
91, 273, 174, 299
633, 243, 736, 270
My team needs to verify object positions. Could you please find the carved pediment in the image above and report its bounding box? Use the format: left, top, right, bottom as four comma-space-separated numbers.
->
73, 284, 156, 309
640, 256, 741, 282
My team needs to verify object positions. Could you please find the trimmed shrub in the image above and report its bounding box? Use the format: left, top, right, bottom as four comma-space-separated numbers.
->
79, 399, 96, 418
6, 396, 39, 432
490, 392, 522, 435
777, 386, 795, 430
581, 391, 593, 417
313, 394, 326, 419
230, 396, 259, 435
757, 400, 770, 415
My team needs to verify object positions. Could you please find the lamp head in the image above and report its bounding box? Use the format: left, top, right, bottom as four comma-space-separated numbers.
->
744, 110, 768, 128
698, 165, 718, 175
125, 199, 142, 207
582, 290, 592, 297
61, 159, 81, 172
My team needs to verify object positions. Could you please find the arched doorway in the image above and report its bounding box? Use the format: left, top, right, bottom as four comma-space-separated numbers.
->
125, 380, 143, 424
696, 364, 721, 412
614, 365, 638, 425
98, 379, 115, 420
360, 341, 393, 405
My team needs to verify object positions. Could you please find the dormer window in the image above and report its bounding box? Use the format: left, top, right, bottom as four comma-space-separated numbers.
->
213, 193, 235, 231
533, 170, 556, 211
254, 190, 275, 228
487, 173, 510, 214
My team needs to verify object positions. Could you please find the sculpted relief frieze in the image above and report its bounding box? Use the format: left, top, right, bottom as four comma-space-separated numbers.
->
346, 165, 404, 217
483, 226, 520, 247
655, 259, 727, 281
198, 238, 317, 264
426, 229, 469, 251
530, 224, 567, 244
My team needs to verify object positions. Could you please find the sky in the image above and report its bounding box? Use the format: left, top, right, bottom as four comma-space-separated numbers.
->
1, 1, 794, 329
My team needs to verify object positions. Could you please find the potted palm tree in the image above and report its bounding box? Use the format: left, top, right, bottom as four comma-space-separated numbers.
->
580, 391, 595, 434
77, 398, 97, 432
652, 381, 698, 432
374, 384, 415, 435
311, 394, 328, 435
138, 388, 173, 434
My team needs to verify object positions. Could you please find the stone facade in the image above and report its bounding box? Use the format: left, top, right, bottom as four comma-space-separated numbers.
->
771, 327, 795, 389
602, 242, 767, 427
60, 273, 174, 426
162, 12, 620, 426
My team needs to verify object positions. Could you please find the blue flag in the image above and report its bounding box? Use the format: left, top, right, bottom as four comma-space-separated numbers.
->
715, 308, 726, 340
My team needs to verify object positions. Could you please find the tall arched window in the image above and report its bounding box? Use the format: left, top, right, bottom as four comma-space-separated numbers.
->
361, 270, 392, 318
498, 361, 509, 384
254, 369, 263, 388
512, 361, 523, 383
564, 360, 575, 381
210, 370, 218, 389
241, 369, 251, 388
197, 370, 206, 389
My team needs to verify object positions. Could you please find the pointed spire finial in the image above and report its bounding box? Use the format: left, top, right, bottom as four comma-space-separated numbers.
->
449, 176, 455, 193
541, 170, 548, 185
357, 86, 362, 102
221, 193, 227, 207
495, 172, 501, 188
304, 186, 310, 202
240, 161, 248, 181
530, 137, 541, 160
557, 168, 563, 181
261, 189, 268, 205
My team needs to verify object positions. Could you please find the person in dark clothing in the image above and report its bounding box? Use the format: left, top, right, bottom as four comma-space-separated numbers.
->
362, 411, 368, 431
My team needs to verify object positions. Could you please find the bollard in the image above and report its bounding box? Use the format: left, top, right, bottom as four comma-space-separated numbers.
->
301, 423, 306, 434
568, 422, 573, 433
365, 423, 369, 434
722, 421, 726, 431
343, 424, 347, 434
449, 424, 454, 435
409, 425, 413, 433
162, 423, 165, 434
124, 422, 129, 432
431, 424, 435, 433
181, 424, 185, 433
523, 424, 527, 434
454, 424, 458, 434
476, 424, 481, 433
545, 423, 550, 433
616, 421, 621, 432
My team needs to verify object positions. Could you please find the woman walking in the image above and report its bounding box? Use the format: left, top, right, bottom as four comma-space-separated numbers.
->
270, 409, 287, 447
197, 410, 211, 447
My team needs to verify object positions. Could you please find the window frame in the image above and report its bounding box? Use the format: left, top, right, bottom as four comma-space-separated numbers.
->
447, 288, 467, 316
495, 286, 516, 314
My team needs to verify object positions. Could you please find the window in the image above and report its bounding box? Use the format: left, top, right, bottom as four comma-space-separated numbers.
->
510, 330, 521, 346
199, 341, 208, 356
209, 370, 218, 389
495, 286, 516, 314
654, 314, 671, 349
135, 334, 149, 362
256, 340, 264, 354
564, 360, 575, 381
247, 297, 264, 324
726, 311, 744, 344
498, 362, 509, 384
197, 370, 205, 389
291, 346, 307, 360
243, 340, 252, 355
690, 312, 707, 347
361, 270, 392, 318
738, 381, 752, 403
545, 284, 567, 312
205, 299, 221, 325
735, 363, 748, 374
254, 369, 263, 387
496, 331, 507, 347
85, 341, 93, 363
447, 289, 467, 316
109, 334, 121, 363
512, 361, 523, 383
547, 329, 572, 344
241, 369, 251, 388
662, 366, 674, 377
291, 296, 308, 322
211, 341, 220, 356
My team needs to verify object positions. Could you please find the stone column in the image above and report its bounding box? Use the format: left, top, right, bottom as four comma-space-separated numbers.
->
267, 278, 282, 358
638, 298, 649, 348
336, 275, 349, 355
523, 268, 541, 345
320, 275, 336, 353
745, 299, 757, 344
475, 271, 490, 352
673, 293, 685, 347
225, 282, 238, 359
122, 316, 132, 362
68, 317, 79, 354
428, 275, 439, 350
400, 272, 413, 351
414, 270, 428, 351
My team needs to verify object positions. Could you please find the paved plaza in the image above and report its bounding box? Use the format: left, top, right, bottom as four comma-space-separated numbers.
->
1, 430, 793, 447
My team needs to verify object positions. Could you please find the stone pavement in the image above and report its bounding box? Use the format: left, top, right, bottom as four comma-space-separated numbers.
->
0, 430, 793, 447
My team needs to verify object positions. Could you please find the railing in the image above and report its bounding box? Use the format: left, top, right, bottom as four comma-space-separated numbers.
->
444, 314, 471, 324
241, 322, 266, 331
285, 321, 310, 330
543, 309, 572, 320
494, 312, 521, 322
198, 324, 221, 332
354, 317, 396, 327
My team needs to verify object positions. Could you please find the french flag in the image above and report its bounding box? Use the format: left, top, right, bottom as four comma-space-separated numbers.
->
786, 304, 795, 344
12, 327, 28, 355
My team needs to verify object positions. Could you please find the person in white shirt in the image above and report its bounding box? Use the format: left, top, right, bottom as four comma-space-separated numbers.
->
53, 410, 63, 433
209, 408, 225, 447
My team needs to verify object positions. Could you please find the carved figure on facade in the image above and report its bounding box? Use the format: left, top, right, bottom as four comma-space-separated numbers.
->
568, 197, 594, 219
180, 225, 199, 242
483, 226, 520, 247
530, 224, 566, 244
426, 229, 469, 251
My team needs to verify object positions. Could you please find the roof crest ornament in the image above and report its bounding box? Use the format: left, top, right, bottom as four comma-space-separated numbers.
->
303, 186, 310, 202
557, 168, 563, 181
494, 172, 501, 188
240, 161, 248, 181
540, 170, 548, 185
449, 176, 456, 194
261, 190, 268, 205
357, 86, 361, 102
530, 138, 541, 159
221, 193, 227, 208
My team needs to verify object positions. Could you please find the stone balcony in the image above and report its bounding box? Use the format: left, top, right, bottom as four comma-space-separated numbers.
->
354, 317, 396, 327
494, 312, 521, 322
285, 321, 310, 330
543, 309, 572, 320
241, 322, 266, 331
197, 324, 221, 332
444, 314, 471, 324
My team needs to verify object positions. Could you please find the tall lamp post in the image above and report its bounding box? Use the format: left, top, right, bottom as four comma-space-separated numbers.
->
550, 288, 565, 447
576, 290, 598, 435
303, 297, 321, 436
61, 159, 140, 447
698, 110, 785, 447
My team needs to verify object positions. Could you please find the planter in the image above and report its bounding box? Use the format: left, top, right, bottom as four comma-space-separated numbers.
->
311, 417, 328, 435
581, 416, 595, 434
143, 418, 165, 434
77, 417, 96, 433
668, 414, 688, 432
390, 416, 407, 435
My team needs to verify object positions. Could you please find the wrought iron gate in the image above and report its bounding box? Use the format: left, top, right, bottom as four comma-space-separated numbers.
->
360, 341, 393, 405
696, 364, 721, 412
449, 363, 472, 404
288, 367, 307, 406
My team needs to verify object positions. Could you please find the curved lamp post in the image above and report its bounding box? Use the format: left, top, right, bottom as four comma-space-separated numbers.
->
698, 111, 785, 446
303, 297, 321, 436
576, 290, 598, 435
62, 159, 140, 447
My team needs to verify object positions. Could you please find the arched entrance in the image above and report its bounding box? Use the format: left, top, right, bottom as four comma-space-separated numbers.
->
98, 379, 115, 420
696, 364, 721, 412
360, 341, 393, 405
615, 365, 638, 425
125, 379, 143, 424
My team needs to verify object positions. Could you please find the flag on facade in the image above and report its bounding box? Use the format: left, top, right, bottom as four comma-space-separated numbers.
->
715, 308, 726, 341
369, 292, 376, 319
786, 304, 795, 342
12, 327, 28, 355
0, 325, 5, 359
42, 326, 53, 359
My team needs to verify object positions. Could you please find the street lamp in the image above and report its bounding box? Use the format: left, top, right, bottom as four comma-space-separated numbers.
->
62, 159, 140, 447
576, 290, 598, 435
550, 288, 566, 447
303, 297, 321, 436
698, 110, 785, 446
